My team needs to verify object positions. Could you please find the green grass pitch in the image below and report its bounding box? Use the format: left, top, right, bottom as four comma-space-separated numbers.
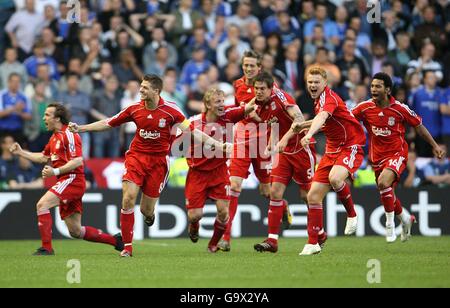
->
0, 237, 449, 288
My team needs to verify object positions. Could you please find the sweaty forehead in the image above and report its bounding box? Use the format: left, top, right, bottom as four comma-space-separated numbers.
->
243, 58, 258, 66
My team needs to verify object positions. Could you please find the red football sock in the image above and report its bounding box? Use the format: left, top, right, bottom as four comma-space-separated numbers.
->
37, 210, 53, 251
209, 218, 228, 247
268, 199, 284, 237
334, 182, 357, 217
120, 208, 134, 253
307, 204, 323, 245
223, 189, 240, 241
380, 187, 395, 212
394, 196, 403, 216
81, 226, 116, 246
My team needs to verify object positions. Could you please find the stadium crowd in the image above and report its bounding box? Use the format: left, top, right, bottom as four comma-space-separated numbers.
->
0, 0, 449, 190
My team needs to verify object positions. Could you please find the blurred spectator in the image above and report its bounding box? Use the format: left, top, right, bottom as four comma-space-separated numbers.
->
422, 145, 450, 187
264, 10, 301, 48
161, 73, 188, 115
7, 156, 43, 189
372, 10, 400, 52
261, 52, 286, 91
407, 41, 443, 82
265, 32, 284, 67
206, 65, 234, 107
0, 0, 15, 61
334, 5, 348, 43
106, 25, 144, 64
42, 4, 58, 38
184, 26, 215, 64
142, 27, 177, 73
185, 72, 209, 116
279, 43, 302, 99
401, 150, 422, 188
113, 49, 144, 89
303, 2, 339, 46
303, 24, 335, 66
0, 48, 27, 90
146, 46, 172, 77
336, 39, 368, 86
368, 40, 390, 77
348, 15, 371, 53
337, 65, 363, 101
180, 46, 212, 94
5, 0, 45, 60
23, 80, 52, 152
59, 58, 94, 94
345, 83, 368, 111
120, 79, 140, 151
57, 73, 92, 158
413, 5, 447, 57
226, 1, 261, 40
23, 41, 60, 81
0, 135, 17, 190
298, 0, 315, 26
440, 87, 450, 151
250, 35, 267, 56
0, 73, 32, 144
24, 63, 59, 100
40, 27, 65, 73
388, 31, 416, 76
90, 75, 122, 158
216, 23, 250, 68
381, 61, 402, 87
171, 0, 204, 48
412, 70, 444, 157
306, 47, 341, 87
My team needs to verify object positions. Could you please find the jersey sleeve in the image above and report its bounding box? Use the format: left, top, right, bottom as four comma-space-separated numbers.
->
65, 131, 83, 159
274, 89, 296, 109
224, 106, 245, 123
42, 143, 51, 157
322, 94, 339, 115
106, 105, 133, 127
351, 104, 363, 121
171, 106, 194, 131
397, 103, 422, 127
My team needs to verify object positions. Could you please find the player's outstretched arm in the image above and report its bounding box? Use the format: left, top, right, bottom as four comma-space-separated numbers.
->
301, 111, 329, 148
9, 142, 48, 164
292, 119, 313, 133
68, 119, 112, 133
41, 157, 83, 178
415, 124, 446, 159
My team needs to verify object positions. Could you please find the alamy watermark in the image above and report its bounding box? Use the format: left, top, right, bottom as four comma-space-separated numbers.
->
366, 259, 381, 284
66, 0, 81, 24
66, 259, 81, 284
367, 0, 382, 24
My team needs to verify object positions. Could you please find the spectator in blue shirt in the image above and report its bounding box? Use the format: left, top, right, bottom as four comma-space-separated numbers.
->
0, 73, 32, 144
422, 144, 450, 187
180, 46, 212, 95
57, 73, 92, 158
440, 87, 450, 151
412, 70, 445, 157
303, 2, 339, 47
23, 41, 60, 81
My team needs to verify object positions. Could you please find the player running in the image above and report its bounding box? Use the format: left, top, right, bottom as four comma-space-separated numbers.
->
9, 103, 123, 255
352, 72, 445, 242
218, 50, 291, 252
69, 74, 230, 257
294, 67, 366, 255
250, 72, 316, 253
183, 88, 256, 252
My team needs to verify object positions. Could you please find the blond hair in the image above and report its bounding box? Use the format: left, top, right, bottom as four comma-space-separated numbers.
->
203, 88, 225, 111
306, 66, 328, 80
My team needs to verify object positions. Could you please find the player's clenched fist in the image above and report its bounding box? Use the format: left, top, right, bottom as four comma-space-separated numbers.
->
68, 122, 79, 132
41, 165, 55, 178
223, 142, 233, 154
9, 142, 22, 155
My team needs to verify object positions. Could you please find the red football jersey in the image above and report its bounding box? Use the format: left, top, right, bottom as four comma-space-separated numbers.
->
352, 96, 422, 164
42, 125, 84, 177
107, 98, 191, 155
255, 88, 306, 153
314, 87, 366, 153
187, 106, 245, 171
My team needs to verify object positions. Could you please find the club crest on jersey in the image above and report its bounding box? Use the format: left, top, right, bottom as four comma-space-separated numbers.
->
388, 117, 395, 126
56, 140, 61, 149
271, 101, 276, 110
159, 118, 166, 128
